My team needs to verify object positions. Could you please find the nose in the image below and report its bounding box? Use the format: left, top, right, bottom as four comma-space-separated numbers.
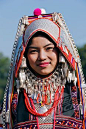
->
38, 49, 47, 61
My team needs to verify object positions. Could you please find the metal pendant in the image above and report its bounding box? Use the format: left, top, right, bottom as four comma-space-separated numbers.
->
38, 105, 48, 120
38, 105, 47, 114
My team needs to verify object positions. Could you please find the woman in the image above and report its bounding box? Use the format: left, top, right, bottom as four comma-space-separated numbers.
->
1, 8, 86, 129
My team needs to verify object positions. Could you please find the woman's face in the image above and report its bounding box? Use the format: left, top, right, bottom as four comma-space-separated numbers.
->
27, 36, 58, 76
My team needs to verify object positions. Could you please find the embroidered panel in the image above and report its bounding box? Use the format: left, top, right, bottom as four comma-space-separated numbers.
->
13, 120, 38, 129
71, 85, 80, 119
55, 115, 82, 129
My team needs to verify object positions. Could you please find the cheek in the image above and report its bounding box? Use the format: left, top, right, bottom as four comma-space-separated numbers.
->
50, 52, 58, 65
27, 54, 37, 65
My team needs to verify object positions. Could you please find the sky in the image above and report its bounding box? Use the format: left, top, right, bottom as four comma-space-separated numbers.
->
0, 0, 86, 58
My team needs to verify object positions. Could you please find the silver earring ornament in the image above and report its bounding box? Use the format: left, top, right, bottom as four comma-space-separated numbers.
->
19, 69, 26, 89
59, 53, 65, 63
18, 56, 27, 91
20, 56, 27, 68
67, 70, 77, 85
67, 71, 72, 83
59, 53, 77, 85
71, 70, 77, 86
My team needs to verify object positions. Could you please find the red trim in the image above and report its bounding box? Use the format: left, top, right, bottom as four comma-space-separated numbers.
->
58, 44, 76, 70
28, 14, 53, 23
15, 45, 25, 77
68, 52, 72, 63
72, 58, 75, 69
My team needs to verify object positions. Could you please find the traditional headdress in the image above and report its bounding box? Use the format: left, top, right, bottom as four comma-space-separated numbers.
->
2, 8, 86, 129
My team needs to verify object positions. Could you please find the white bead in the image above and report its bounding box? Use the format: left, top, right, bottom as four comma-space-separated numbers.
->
41, 8, 46, 14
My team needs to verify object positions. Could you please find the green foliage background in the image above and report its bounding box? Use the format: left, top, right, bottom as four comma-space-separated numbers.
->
0, 44, 86, 105
0, 53, 10, 105
78, 44, 86, 81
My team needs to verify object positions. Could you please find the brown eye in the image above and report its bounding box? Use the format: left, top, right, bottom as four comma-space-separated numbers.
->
46, 47, 54, 51
29, 50, 38, 54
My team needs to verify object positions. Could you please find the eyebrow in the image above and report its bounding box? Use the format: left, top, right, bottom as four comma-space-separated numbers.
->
28, 43, 54, 49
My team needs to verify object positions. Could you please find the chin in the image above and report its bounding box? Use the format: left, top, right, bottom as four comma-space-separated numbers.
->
38, 70, 52, 76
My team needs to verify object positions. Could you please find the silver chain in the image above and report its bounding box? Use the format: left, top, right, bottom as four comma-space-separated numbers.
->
2, 18, 23, 129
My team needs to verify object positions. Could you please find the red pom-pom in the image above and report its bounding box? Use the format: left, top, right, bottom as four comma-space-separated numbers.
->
33, 8, 41, 16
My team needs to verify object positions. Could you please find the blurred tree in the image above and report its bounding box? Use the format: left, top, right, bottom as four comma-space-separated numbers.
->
78, 44, 86, 81
0, 52, 10, 104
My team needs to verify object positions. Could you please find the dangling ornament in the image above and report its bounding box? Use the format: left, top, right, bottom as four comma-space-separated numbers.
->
20, 56, 27, 68
59, 53, 65, 63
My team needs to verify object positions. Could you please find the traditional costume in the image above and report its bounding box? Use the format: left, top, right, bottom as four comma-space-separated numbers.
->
0, 8, 86, 129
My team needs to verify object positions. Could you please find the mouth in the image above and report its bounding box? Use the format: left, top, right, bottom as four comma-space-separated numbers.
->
37, 62, 50, 67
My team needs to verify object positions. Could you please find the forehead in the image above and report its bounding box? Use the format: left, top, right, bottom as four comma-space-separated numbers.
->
29, 32, 56, 47
30, 36, 54, 47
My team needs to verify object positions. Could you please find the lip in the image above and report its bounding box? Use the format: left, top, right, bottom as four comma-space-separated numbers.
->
37, 62, 50, 67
